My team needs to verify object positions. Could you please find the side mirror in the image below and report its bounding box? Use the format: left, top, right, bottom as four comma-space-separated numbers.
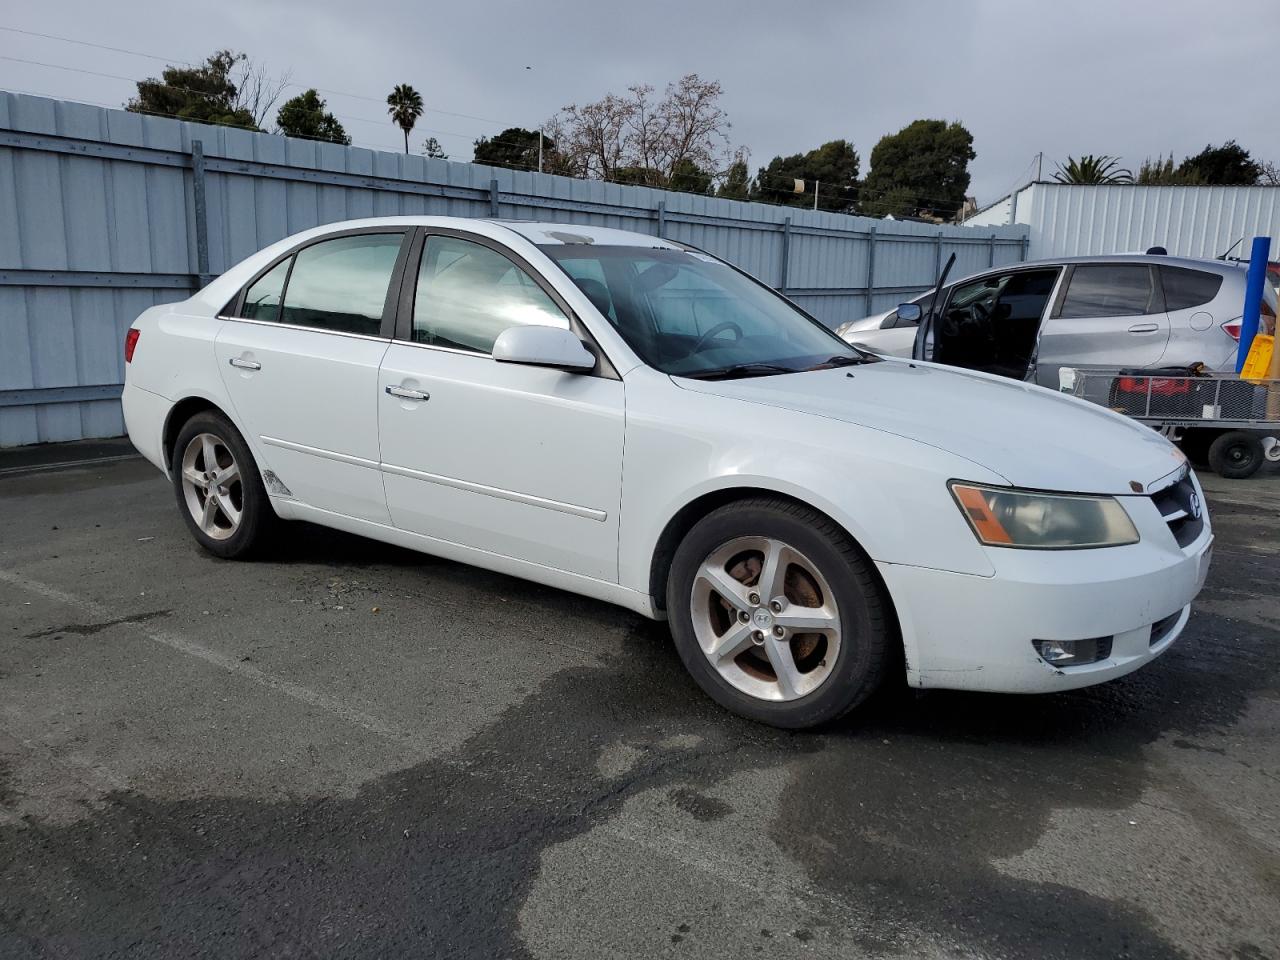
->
492, 325, 596, 372
896, 303, 923, 323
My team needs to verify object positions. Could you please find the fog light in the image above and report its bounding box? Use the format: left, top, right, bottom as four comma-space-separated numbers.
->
1033, 636, 1112, 666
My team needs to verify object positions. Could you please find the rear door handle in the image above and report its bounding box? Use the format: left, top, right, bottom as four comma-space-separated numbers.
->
1127, 323, 1160, 334
385, 385, 429, 401
229, 357, 261, 370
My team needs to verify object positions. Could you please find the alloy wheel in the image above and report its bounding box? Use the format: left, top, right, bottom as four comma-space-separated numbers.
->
689, 536, 842, 702
180, 433, 243, 541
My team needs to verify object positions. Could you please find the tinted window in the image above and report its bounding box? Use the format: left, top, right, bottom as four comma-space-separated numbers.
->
278, 233, 403, 336
1161, 266, 1223, 311
239, 258, 289, 322
413, 236, 568, 353
1060, 264, 1157, 318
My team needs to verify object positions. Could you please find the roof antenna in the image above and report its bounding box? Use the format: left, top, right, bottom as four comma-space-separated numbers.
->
1218, 238, 1243, 261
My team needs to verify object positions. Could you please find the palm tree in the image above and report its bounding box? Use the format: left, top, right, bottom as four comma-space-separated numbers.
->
1052, 155, 1133, 185
386, 84, 424, 154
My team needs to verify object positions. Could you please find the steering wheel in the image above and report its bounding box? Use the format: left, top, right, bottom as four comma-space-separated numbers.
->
690, 320, 743, 354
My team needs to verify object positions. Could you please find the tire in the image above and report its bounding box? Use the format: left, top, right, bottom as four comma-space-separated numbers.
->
1207, 430, 1264, 480
666, 497, 891, 729
170, 410, 277, 558
1177, 429, 1214, 467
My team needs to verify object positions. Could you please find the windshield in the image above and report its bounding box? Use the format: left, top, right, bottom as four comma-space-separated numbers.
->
538, 245, 867, 377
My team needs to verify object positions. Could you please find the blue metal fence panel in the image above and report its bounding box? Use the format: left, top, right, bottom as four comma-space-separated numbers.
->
0, 91, 1028, 446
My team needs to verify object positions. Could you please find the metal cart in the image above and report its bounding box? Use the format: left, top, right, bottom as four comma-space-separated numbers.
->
1062, 368, 1280, 479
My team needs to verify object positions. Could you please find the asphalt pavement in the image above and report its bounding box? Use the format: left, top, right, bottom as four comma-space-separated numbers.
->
2, 443, 1278, 959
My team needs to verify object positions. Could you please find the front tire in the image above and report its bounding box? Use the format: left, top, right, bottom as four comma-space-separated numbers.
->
170, 411, 276, 558
666, 497, 891, 729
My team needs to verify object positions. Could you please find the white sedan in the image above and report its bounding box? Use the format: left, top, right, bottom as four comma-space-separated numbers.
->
122, 217, 1213, 728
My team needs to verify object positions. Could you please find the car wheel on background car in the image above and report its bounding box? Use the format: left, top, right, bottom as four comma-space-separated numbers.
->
170, 410, 276, 558
666, 497, 891, 729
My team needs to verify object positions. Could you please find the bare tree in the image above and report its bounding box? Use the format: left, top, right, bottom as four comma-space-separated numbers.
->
543, 74, 735, 188
234, 58, 292, 130
1259, 159, 1280, 186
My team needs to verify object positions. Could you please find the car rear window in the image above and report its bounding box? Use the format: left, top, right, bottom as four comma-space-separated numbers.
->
1160, 266, 1223, 311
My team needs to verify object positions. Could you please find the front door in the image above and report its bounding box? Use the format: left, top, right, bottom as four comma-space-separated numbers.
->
1033, 263, 1170, 387
915, 267, 1061, 381
215, 230, 409, 522
378, 231, 624, 581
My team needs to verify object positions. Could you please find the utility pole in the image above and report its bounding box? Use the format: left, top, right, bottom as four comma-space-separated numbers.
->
813, 181, 819, 211
538, 129, 544, 174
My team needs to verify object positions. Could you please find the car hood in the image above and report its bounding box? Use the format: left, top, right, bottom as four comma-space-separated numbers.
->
836, 311, 890, 333
674, 359, 1187, 495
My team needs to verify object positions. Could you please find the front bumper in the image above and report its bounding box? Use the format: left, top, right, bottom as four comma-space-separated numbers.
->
878, 486, 1213, 694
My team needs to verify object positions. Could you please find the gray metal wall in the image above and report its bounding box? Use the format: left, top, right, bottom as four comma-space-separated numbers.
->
0, 92, 1028, 447
965, 182, 1280, 261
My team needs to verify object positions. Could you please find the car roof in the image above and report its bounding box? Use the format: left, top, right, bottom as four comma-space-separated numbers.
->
1013, 253, 1245, 274
493, 220, 686, 249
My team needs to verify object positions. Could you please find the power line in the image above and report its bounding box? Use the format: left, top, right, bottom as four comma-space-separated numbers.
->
0, 26, 515, 127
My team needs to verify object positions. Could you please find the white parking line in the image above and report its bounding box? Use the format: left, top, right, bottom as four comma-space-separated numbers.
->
0, 454, 140, 477
1, 569, 423, 749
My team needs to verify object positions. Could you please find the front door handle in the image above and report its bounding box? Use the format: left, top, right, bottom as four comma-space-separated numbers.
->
1127, 322, 1160, 334
229, 357, 261, 370
386, 385, 429, 401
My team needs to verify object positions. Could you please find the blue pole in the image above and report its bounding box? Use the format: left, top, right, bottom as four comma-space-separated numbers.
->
1236, 235, 1271, 372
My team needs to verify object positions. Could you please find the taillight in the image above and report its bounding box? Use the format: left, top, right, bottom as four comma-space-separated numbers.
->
1221, 320, 1241, 342
124, 328, 140, 363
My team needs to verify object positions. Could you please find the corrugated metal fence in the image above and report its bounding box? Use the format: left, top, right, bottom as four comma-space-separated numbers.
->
0, 92, 1028, 446
965, 182, 1280, 261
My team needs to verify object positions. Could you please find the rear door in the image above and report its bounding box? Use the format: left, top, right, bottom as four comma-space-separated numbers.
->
215, 229, 409, 522
377, 230, 625, 581
1033, 263, 1169, 386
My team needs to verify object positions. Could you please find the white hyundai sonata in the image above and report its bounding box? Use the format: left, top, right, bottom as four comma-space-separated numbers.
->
122, 217, 1213, 728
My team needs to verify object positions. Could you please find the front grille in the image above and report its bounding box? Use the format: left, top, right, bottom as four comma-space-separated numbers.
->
1149, 610, 1182, 647
1150, 473, 1203, 548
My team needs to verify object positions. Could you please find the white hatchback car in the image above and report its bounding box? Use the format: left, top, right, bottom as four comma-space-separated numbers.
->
123, 217, 1214, 728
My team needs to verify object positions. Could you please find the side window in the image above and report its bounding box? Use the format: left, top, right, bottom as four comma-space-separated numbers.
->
1060, 265, 1157, 318
277, 233, 403, 336
238, 258, 290, 322
413, 236, 569, 353
1161, 266, 1223, 311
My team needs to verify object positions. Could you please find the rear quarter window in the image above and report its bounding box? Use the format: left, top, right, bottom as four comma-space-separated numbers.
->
1160, 266, 1223, 311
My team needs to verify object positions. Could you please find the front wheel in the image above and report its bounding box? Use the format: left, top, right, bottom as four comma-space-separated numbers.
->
666, 498, 892, 729
170, 410, 277, 558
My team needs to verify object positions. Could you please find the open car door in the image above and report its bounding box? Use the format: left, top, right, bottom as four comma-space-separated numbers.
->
912, 253, 956, 363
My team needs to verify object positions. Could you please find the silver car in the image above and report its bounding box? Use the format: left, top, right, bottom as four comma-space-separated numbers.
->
836, 254, 1277, 387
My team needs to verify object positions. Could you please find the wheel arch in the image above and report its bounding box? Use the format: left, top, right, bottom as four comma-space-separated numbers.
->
162, 395, 242, 473
648, 486, 897, 624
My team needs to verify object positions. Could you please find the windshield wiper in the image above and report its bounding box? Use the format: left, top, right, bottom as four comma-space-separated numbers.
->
683, 362, 797, 381
807, 354, 877, 370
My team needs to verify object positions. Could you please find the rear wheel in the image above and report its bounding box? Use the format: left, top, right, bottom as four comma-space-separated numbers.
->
171, 411, 276, 558
1207, 430, 1264, 479
667, 498, 891, 729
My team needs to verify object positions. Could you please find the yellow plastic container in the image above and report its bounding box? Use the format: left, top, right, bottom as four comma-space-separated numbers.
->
1241, 333, 1274, 382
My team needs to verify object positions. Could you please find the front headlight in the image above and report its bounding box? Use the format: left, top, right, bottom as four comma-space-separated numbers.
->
949, 482, 1139, 549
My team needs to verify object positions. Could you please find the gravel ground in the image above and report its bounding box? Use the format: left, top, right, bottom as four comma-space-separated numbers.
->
1, 442, 1277, 959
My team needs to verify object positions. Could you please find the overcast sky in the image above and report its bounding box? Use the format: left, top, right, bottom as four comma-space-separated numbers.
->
3, 0, 1277, 205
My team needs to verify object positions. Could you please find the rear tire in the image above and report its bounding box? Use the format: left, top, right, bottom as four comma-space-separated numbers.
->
666, 497, 891, 729
1207, 430, 1264, 480
170, 410, 277, 558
